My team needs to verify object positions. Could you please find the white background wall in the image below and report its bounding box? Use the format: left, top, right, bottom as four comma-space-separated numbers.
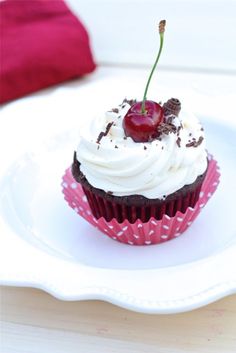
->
67, 0, 236, 74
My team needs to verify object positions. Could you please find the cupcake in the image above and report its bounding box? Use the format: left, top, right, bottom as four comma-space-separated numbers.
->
62, 20, 220, 245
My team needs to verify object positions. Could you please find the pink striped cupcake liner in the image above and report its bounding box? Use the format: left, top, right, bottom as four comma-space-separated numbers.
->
62, 154, 220, 245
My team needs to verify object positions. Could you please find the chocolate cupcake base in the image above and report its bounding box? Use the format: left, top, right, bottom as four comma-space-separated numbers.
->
72, 152, 208, 224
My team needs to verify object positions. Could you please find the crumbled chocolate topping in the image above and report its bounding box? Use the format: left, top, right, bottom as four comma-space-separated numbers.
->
176, 125, 182, 136
115, 145, 118, 149
189, 133, 192, 136
122, 98, 137, 106
165, 115, 176, 124
200, 127, 204, 131
186, 136, 204, 148
96, 132, 104, 144
112, 108, 119, 113
157, 122, 177, 135
108, 108, 119, 113
176, 137, 181, 147
144, 146, 147, 150
186, 141, 195, 147
118, 115, 121, 119
163, 98, 181, 116
161, 146, 164, 150
123, 136, 127, 140
96, 122, 114, 144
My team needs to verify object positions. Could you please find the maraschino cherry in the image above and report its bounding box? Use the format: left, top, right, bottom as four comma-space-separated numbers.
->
123, 20, 166, 142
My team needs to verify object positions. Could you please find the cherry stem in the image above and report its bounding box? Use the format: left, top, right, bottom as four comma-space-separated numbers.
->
141, 21, 166, 113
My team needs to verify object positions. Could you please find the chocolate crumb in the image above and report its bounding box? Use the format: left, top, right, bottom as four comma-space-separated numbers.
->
107, 191, 113, 195
97, 145, 100, 150
112, 108, 119, 113
189, 133, 192, 136
115, 145, 118, 149
176, 125, 182, 137
96, 132, 104, 144
144, 146, 147, 150
158, 122, 177, 135
108, 108, 119, 113
186, 136, 204, 148
122, 105, 125, 109
96, 122, 114, 144
165, 115, 173, 124
110, 139, 113, 142
200, 127, 204, 131
118, 115, 121, 119
122, 98, 137, 106
123, 136, 127, 140
161, 146, 164, 150
176, 137, 181, 147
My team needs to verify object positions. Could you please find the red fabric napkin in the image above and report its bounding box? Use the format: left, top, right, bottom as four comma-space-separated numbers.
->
0, 0, 96, 104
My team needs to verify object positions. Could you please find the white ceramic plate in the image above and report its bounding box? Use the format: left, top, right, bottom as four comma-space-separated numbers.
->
0, 74, 236, 314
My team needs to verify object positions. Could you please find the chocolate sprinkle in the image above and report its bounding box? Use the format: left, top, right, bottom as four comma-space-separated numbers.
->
96, 132, 104, 144
96, 122, 114, 144
177, 125, 182, 136
166, 115, 176, 124
112, 108, 119, 113
108, 108, 119, 113
176, 137, 181, 147
186, 136, 204, 148
122, 98, 137, 106
157, 122, 177, 135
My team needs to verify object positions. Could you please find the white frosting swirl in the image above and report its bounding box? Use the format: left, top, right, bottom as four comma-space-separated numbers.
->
76, 101, 207, 199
